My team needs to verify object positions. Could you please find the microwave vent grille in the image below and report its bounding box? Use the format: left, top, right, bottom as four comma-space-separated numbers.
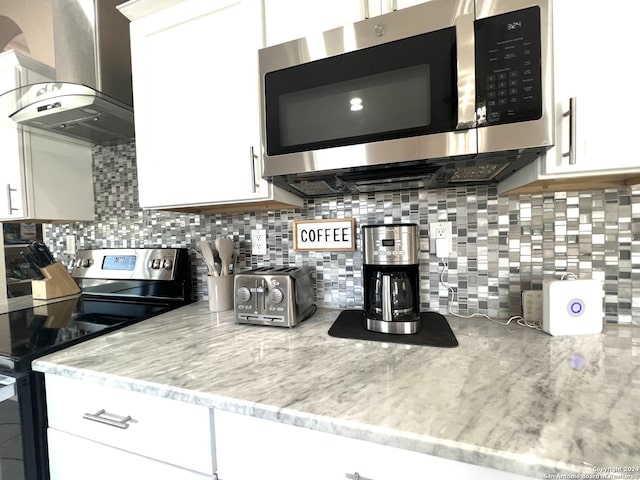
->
290, 180, 340, 196
449, 163, 509, 182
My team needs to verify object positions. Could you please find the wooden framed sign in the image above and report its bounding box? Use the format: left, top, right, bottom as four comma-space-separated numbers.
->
293, 219, 356, 252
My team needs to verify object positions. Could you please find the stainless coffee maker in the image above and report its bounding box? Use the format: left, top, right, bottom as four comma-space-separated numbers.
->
362, 224, 420, 334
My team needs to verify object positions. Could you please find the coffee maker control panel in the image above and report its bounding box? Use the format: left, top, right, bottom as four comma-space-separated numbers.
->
362, 224, 418, 265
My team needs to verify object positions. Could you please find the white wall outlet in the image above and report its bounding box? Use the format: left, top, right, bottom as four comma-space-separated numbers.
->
429, 222, 453, 258
65, 235, 76, 254
251, 229, 267, 255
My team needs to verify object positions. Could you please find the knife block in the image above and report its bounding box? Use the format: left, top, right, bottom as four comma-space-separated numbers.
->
31, 262, 81, 300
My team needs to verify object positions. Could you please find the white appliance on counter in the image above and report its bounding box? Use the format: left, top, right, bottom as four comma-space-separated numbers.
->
542, 278, 604, 336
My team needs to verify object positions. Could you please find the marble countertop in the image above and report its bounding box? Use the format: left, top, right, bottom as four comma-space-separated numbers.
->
33, 302, 640, 478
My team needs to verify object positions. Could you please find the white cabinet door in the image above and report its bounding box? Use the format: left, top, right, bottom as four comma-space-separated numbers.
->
48, 428, 213, 480
556, 0, 639, 174
128, 0, 275, 209
0, 127, 94, 222
214, 410, 534, 480
264, 1, 430, 47
264, 0, 366, 46
0, 126, 25, 220
499, 0, 640, 193
0, 51, 95, 222
45, 374, 216, 476
1, 55, 32, 220
537, 0, 589, 176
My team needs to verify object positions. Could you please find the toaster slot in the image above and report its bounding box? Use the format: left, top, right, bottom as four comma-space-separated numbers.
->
255, 278, 266, 312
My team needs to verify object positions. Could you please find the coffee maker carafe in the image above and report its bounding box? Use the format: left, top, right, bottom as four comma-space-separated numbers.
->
363, 224, 420, 334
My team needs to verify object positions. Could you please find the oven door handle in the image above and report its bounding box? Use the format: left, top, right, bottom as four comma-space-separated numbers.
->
0, 376, 17, 403
454, 12, 476, 130
83, 409, 132, 429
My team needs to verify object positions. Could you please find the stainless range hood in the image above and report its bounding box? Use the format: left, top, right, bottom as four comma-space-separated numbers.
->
7, 0, 134, 144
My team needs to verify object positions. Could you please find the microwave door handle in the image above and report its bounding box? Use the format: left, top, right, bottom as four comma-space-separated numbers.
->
454, 13, 476, 130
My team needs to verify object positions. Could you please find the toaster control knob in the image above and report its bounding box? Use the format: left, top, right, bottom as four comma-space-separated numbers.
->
237, 286, 251, 302
268, 288, 284, 304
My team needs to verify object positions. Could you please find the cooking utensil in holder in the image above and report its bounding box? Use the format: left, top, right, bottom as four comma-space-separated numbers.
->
31, 262, 81, 300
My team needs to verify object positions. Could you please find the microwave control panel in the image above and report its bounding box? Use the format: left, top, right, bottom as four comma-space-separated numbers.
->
475, 6, 542, 127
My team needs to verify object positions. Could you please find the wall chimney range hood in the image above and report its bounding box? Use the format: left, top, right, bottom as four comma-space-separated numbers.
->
4, 0, 134, 144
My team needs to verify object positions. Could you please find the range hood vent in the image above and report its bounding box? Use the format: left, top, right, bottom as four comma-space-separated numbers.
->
6, 0, 134, 144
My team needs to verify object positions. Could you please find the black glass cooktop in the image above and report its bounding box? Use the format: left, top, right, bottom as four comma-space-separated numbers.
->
0, 295, 176, 372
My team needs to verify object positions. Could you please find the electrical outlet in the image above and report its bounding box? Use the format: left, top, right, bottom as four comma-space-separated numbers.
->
65, 235, 76, 254
251, 229, 267, 255
522, 290, 543, 323
429, 222, 453, 258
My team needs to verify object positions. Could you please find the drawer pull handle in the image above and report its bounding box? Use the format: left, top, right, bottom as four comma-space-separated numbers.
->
82, 409, 132, 429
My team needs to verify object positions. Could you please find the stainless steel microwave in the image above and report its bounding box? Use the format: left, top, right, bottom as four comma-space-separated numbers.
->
258, 0, 554, 196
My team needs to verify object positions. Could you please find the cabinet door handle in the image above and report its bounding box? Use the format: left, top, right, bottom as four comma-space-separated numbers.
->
363, 0, 370, 19
346, 472, 375, 480
392, 0, 397, 11
82, 409, 132, 429
250, 146, 258, 193
6, 184, 18, 216
562, 97, 578, 165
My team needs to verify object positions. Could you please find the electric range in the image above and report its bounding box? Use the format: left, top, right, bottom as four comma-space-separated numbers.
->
0, 247, 193, 480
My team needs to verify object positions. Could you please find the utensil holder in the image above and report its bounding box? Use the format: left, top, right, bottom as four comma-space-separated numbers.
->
207, 275, 234, 312
31, 262, 81, 300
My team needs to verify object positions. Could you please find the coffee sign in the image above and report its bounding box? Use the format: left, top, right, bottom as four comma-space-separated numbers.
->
293, 219, 356, 252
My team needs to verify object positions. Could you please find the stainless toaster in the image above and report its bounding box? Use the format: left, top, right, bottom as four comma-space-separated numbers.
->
234, 266, 315, 327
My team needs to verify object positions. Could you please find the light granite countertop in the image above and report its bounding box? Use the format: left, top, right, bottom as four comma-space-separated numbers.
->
32, 302, 640, 478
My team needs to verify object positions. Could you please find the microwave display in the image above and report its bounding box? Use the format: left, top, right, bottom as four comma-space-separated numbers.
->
475, 6, 542, 126
264, 27, 456, 156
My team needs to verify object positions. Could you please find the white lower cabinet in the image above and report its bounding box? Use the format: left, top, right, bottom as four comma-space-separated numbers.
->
44, 374, 217, 479
214, 410, 534, 480
47, 429, 211, 480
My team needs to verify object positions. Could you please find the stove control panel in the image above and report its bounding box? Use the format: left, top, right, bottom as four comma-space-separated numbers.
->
71, 248, 180, 280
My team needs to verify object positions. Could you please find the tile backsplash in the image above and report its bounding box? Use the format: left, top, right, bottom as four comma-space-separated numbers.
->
47, 141, 640, 324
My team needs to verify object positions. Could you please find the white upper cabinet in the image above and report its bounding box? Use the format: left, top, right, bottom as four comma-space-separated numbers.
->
119, 0, 302, 212
264, 0, 426, 47
264, 0, 366, 46
0, 51, 94, 222
498, 0, 640, 194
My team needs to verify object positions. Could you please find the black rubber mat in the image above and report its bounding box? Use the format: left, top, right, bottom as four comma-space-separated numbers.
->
328, 310, 458, 348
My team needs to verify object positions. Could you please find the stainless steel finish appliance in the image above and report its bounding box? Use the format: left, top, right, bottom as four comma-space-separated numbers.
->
235, 266, 316, 327
0, 247, 192, 480
363, 224, 420, 334
259, 0, 553, 195
1, 0, 134, 144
